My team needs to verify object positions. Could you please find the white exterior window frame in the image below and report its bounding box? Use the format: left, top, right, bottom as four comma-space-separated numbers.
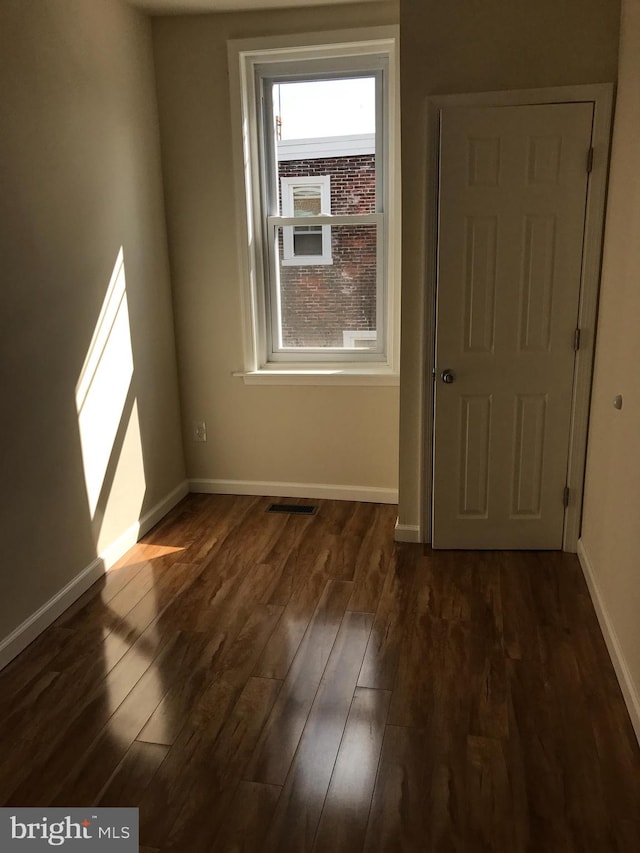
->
281, 175, 332, 266
342, 329, 377, 348
227, 27, 401, 385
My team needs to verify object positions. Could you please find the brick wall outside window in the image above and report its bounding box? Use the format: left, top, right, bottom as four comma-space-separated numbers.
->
277, 154, 377, 348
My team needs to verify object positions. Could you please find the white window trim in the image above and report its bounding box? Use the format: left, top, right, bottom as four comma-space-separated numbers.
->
227, 27, 401, 383
342, 329, 377, 348
265, 64, 384, 361
281, 175, 332, 266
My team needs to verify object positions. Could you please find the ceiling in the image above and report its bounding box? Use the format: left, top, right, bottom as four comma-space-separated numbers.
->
126, 0, 374, 14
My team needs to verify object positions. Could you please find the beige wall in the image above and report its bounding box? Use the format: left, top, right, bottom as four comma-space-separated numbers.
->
581, 0, 640, 736
0, 0, 185, 641
151, 3, 400, 495
398, 0, 620, 529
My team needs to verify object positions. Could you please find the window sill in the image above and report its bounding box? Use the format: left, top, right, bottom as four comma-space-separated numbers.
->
233, 367, 399, 386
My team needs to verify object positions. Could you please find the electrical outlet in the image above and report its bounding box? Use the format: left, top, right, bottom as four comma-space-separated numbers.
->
192, 421, 207, 442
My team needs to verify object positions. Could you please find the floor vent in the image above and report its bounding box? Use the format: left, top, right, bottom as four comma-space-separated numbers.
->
267, 503, 318, 516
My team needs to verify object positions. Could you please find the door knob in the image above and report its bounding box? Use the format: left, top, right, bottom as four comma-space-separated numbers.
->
440, 369, 456, 384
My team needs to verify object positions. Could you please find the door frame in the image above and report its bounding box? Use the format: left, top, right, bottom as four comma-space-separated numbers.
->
420, 84, 614, 551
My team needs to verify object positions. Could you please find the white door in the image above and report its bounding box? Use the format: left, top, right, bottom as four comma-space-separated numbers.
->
432, 102, 593, 549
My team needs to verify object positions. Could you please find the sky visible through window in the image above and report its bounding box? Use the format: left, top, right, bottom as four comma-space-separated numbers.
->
274, 77, 375, 139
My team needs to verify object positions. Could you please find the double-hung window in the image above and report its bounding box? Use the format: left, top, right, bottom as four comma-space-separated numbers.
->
281, 176, 332, 265
229, 29, 400, 377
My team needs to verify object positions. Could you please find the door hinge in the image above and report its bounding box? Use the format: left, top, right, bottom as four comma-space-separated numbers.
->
573, 328, 581, 352
563, 486, 570, 508
587, 147, 594, 174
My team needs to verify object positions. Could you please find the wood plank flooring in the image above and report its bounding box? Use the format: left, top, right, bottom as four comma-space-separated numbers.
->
1, 493, 640, 851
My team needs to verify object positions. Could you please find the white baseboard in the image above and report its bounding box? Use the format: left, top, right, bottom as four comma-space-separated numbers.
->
577, 538, 640, 746
0, 557, 106, 673
99, 480, 189, 570
0, 479, 189, 673
189, 478, 398, 505
394, 521, 422, 543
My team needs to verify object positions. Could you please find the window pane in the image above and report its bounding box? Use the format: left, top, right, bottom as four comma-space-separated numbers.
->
275, 224, 378, 349
292, 186, 322, 217
293, 231, 323, 256
275, 77, 377, 215
274, 78, 376, 139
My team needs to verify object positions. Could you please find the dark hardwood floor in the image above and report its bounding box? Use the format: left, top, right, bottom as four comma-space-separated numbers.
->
1, 494, 639, 851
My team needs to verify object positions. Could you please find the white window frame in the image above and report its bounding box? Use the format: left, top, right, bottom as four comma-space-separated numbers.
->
342, 329, 377, 348
281, 176, 332, 266
228, 27, 401, 384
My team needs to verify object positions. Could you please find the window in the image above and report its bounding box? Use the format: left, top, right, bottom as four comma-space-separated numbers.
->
281, 176, 332, 265
229, 29, 400, 378
343, 329, 377, 348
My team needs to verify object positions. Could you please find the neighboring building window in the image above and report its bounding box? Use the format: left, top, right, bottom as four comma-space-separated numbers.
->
281, 176, 332, 265
229, 30, 400, 371
343, 330, 377, 348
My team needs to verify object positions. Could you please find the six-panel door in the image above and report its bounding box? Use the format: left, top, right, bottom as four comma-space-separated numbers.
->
432, 102, 593, 549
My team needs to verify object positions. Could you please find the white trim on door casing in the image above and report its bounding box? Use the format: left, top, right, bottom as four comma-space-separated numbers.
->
394, 521, 422, 543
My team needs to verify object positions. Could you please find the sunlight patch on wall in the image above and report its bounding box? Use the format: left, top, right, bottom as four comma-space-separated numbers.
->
75, 248, 146, 536
95, 399, 147, 554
